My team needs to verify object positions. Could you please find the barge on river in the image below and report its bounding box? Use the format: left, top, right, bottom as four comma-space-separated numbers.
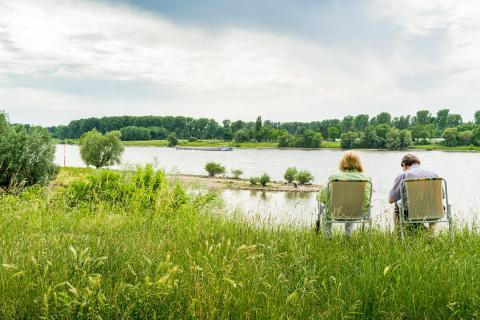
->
175, 146, 234, 151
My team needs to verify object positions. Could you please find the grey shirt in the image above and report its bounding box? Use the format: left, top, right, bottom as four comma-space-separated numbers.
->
389, 164, 438, 203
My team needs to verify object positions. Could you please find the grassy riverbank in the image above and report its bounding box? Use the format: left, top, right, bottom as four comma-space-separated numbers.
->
411, 144, 480, 152
0, 167, 479, 319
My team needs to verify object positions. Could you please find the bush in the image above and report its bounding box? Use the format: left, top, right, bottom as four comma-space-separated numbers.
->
205, 162, 226, 177
80, 129, 124, 168
167, 132, 178, 147
0, 112, 57, 188
295, 170, 314, 185
64, 164, 188, 211
231, 169, 243, 179
249, 176, 260, 186
284, 167, 298, 183
259, 173, 270, 186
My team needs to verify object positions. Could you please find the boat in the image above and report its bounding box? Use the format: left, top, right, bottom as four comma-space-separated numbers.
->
175, 146, 233, 151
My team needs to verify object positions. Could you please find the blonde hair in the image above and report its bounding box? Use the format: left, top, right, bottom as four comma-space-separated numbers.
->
339, 150, 364, 172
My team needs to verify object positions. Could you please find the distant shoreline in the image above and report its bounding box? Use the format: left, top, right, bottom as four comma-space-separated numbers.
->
56, 139, 480, 152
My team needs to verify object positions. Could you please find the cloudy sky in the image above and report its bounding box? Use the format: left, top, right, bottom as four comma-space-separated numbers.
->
1, 0, 480, 126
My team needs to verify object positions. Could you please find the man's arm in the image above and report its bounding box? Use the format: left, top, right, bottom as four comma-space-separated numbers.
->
388, 174, 403, 204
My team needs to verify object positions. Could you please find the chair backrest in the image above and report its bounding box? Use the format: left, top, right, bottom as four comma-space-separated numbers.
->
327, 180, 369, 220
402, 178, 445, 221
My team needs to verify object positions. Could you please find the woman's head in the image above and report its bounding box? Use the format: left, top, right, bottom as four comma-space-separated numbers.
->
339, 150, 364, 172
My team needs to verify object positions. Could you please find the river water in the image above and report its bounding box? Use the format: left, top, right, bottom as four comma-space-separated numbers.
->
56, 145, 480, 229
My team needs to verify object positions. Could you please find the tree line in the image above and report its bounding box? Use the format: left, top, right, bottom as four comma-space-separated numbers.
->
48, 109, 480, 150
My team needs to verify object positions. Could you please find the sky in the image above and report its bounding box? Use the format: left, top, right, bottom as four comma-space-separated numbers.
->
1, 0, 480, 126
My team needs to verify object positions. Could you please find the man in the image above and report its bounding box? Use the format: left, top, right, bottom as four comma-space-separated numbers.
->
389, 153, 438, 231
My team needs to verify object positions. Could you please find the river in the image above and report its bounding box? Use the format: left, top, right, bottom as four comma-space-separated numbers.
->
56, 145, 480, 229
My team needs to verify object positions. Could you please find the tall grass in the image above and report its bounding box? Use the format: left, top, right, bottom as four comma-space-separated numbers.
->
1, 167, 480, 318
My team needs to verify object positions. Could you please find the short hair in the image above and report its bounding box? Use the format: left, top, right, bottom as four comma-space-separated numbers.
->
401, 154, 421, 166
339, 150, 364, 172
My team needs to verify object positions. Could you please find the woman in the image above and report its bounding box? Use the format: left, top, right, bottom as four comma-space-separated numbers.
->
317, 150, 372, 237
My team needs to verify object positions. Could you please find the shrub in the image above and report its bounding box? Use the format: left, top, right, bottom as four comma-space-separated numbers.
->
80, 129, 124, 168
205, 162, 226, 177
64, 164, 188, 211
231, 169, 243, 179
167, 132, 178, 147
0, 112, 57, 188
259, 173, 270, 186
249, 176, 260, 186
284, 167, 298, 183
295, 170, 314, 185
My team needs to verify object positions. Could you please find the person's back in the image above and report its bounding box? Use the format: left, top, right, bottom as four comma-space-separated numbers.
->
317, 151, 372, 237
389, 153, 439, 230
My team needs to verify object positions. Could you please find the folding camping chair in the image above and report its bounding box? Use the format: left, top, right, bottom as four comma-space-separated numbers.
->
316, 179, 372, 237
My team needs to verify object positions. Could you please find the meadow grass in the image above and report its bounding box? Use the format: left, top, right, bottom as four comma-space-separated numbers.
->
1, 169, 480, 319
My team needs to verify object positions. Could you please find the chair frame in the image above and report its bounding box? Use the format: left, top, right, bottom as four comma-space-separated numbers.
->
316, 179, 372, 235
398, 177, 453, 240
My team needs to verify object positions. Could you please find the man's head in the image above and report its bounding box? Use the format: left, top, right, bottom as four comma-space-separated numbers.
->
400, 154, 420, 171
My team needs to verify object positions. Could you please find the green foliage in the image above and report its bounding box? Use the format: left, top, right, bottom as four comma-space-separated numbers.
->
442, 128, 458, 147
234, 128, 250, 143
278, 131, 295, 147
259, 173, 270, 186
399, 129, 413, 149
340, 132, 357, 149
295, 129, 322, 148
4, 176, 480, 318
79, 129, 124, 168
231, 169, 243, 179
0, 112, 57, 188
249, 176, 260, 185
295, 170, 314, 185
458, 130, 473, 146
284, 167, 298, 183
167, 132, 178, 147
205, 162, 226, 177
64, 164, 187, 211
120, 126, 152, 141
386, 129, 401, 150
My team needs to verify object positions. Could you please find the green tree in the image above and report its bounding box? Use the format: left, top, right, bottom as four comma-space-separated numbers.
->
296, 129, 322, 148
473, 128, 480, 146
278, 132, 294, 147
442, 128, 458, 147
458, 130, 473, 145
205, 162, 226, 177
234, 129, 250, 143
475, 111, 480, 125
328, 127, 340, 140
393, 116, 410, 130
295, 170, 314, 185
340, 132, 357, 149
284, 167, 298, 183
386, 128, 401, 150
231, 169, 243, 179
353, 114, 369, 131
399, 130, 413, 149
436, 109, 449, 131
255, 116, 262, 133
414, 110, 433, 126
259, 173, 270, 186
360, 127, 378, 148
376, 112, 392, 125
167, 132, 178, 147
0, 112, 57, 187
447, 114, 462, 127
341, 116, 354, 132
79, 129, 124, 168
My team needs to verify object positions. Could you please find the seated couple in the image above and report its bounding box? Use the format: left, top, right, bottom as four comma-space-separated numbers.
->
317, 151, 439, 236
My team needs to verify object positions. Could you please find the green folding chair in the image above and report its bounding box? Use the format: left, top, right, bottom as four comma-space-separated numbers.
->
398, 178, 453, 240
316, 179, 372, 236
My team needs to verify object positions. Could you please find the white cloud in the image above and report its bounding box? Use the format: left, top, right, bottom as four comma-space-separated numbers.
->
1, 0, 480, 125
